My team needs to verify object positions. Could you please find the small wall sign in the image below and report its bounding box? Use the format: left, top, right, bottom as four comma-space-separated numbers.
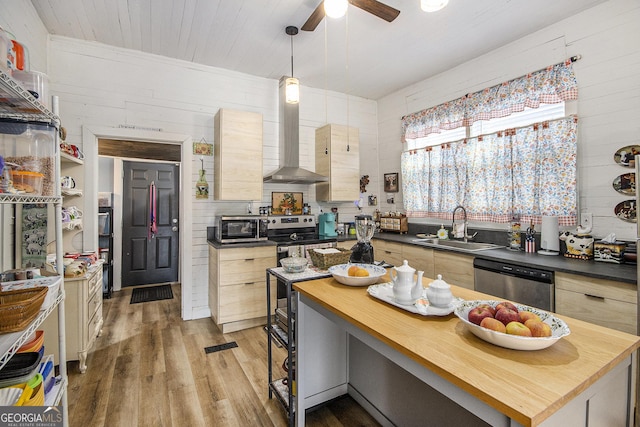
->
193, 139, 213, 156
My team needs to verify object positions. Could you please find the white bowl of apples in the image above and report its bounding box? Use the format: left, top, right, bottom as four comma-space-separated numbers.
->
454, 300, 570, 351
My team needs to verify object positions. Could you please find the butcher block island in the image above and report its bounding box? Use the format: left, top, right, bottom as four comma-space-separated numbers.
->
292, 275, 639, 427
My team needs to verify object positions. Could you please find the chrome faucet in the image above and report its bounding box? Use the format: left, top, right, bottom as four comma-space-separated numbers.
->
452, 205, 469, 242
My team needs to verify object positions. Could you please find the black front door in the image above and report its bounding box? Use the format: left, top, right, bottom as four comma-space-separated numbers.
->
122, 161, 179, 286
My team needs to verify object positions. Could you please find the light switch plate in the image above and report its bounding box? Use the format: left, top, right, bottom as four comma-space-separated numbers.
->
582, 212, 593, 229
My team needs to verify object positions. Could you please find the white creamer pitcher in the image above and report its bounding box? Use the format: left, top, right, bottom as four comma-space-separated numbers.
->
390, 260, 424, 305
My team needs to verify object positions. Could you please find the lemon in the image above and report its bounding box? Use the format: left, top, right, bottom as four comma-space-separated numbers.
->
354, 268, 370, 277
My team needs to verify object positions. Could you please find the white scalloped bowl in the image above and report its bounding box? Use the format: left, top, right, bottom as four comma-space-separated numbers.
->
328, 263, 387, 286
454, 300, 570, 351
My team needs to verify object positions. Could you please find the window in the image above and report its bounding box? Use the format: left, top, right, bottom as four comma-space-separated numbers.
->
400, 60, 578, 226
406, 103, 566, 150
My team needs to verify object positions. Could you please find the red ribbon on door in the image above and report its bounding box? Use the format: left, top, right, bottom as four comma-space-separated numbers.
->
149, 181, 157, 240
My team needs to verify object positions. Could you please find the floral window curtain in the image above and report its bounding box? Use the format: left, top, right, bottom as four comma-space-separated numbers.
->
401, 60, 578, 141
401, 116, 578, 225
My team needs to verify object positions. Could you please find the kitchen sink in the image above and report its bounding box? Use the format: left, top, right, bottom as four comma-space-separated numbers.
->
411, 238, 503, 252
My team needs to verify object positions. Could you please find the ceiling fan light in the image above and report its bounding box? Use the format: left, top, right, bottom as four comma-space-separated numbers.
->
285, 77, 300, 104
325, 0, 348, 19
420, 0, 449, 12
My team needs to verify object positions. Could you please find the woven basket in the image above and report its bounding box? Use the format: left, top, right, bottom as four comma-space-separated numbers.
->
309, 248, 352, 269
0, 287, 48, 334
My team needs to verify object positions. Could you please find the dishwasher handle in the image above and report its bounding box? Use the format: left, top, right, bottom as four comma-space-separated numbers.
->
473, 258, 554, 284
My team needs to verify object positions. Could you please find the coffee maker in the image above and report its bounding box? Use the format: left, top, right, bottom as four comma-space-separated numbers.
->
318, 213, 337, 239
350, 214, 375, 263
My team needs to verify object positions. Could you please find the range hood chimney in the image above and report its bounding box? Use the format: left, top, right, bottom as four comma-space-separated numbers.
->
263, 77, 328, 184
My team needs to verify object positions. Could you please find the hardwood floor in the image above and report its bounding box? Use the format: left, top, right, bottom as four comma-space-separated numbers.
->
67, 284, 380, 427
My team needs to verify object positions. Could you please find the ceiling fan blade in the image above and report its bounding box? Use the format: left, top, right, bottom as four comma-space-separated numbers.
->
301, 2, 326, 31
349, 0, 400, 22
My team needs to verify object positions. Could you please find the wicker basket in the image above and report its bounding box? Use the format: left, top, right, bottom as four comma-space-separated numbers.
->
0, 287, 48, 334
308, 248, 352, 269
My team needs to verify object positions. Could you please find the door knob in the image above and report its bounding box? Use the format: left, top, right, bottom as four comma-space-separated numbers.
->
172, 226, 178, 232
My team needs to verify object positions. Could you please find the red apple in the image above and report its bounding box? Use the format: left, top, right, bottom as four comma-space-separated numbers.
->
480, 317, 506, 333
505, 321, 532, 337
467, 307, 494, 325
495, 307, 519, 326
476, 303, 496, 316
496, 301, 519, 313
519, 310, 540, 323
525, 319, 552, 337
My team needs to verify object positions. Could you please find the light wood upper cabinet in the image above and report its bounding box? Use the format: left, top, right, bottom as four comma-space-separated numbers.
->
214, 108, 263, 201
555, 272, 637, 335
315, 124, 359, 202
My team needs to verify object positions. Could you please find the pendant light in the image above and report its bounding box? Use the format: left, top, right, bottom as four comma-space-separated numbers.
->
421, 0, 449, 12
325, 0, 348, 19
285, 26, 299, 104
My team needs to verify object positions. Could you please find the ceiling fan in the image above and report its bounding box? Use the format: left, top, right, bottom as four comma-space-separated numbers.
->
301, 0, 401, 31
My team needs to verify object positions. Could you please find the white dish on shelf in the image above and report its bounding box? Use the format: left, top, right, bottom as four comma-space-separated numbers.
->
367, 282, 462, 316
0, 386, 22, 406
328, 263, 387, 286
454, 300, 571, 351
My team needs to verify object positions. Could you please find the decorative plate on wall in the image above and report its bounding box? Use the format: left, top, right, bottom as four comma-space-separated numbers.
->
613, 145, 640, 167
614, 199, 636, 223
612, 172, 636, 196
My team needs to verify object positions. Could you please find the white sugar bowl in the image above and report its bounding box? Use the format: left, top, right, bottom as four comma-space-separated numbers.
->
426, 274, 453, 308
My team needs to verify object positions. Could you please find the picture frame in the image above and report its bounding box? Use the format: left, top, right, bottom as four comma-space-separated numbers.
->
271, 192, 303, 215
384, 173, 399, 193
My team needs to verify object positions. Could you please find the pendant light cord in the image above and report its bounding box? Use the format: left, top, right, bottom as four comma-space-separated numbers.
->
346, 9, 350, 152
290, 34, 294, 77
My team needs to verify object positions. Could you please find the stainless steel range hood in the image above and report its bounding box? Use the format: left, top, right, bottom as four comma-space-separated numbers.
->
263, 77, 328, 184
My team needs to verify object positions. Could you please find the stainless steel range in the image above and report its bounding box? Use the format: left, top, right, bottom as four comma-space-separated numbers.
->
267, 215, 336, 334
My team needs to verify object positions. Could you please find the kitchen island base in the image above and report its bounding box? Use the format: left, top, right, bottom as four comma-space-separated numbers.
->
295, 279, 638, 427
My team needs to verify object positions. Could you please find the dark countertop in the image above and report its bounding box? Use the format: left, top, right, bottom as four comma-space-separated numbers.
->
206, 232, 636, 285
372, 232, 636, 285
207, 239, 277, 249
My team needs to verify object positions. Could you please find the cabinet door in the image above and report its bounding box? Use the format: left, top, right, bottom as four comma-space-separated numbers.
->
402, 245, 434, 278
433, 251, 474, 289
337, 240, 355, 250
372, 239, 403, 267
556, 272, 637, 334
315, 124, 359, 201
214, 109, 263, 200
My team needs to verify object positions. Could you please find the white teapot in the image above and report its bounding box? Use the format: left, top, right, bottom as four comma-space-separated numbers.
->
390, 260, 424, 305
426, 274, 453, 308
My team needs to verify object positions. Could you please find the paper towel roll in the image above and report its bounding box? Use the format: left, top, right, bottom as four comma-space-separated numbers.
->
539, 216, 559, 255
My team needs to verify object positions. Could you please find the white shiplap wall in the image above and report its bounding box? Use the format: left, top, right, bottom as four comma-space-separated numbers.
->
1, 1, 378, 320
378, 0, 640, 241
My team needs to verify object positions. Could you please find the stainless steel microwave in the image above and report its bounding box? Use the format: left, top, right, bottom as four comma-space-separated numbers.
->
214, 215, 269, 243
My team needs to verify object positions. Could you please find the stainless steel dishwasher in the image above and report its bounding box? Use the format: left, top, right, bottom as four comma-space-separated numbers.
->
473, 258, 554, 311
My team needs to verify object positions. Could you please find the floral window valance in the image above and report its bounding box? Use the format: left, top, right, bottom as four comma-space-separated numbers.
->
401, 60, 578, 142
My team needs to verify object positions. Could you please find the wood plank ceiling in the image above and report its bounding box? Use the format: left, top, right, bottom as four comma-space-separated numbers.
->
30, 0, 607, 100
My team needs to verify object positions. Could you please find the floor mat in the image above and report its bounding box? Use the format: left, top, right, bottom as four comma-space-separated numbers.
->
130, 285, 174, 304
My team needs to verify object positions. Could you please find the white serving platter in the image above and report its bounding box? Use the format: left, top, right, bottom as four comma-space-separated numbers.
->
367, 282, 461, 316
